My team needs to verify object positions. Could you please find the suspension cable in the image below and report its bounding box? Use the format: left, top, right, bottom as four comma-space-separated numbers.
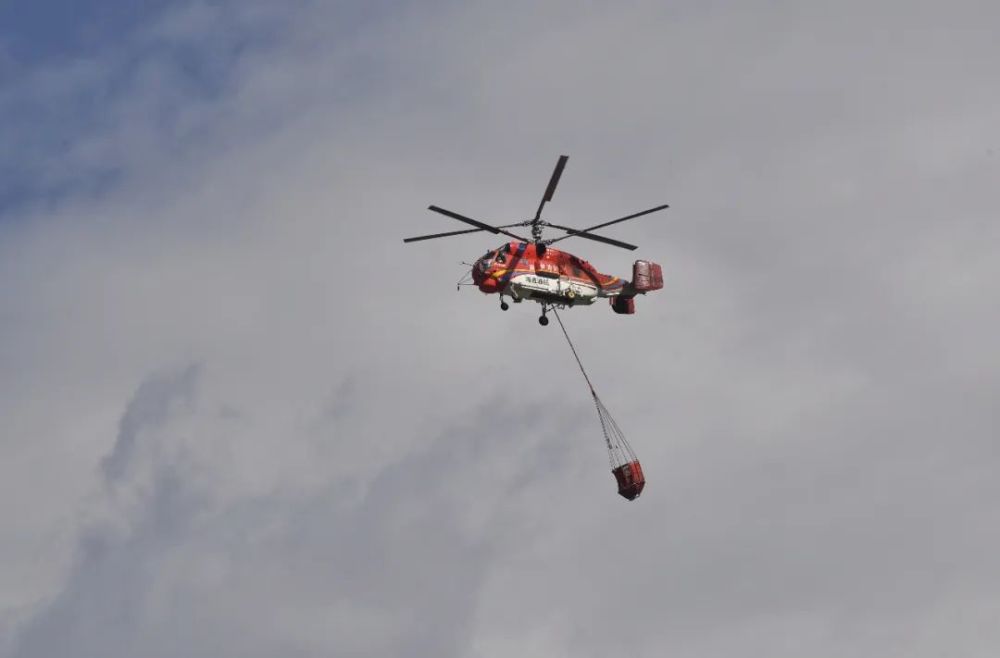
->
551, 307, 596, 395
551, 307, 638, 467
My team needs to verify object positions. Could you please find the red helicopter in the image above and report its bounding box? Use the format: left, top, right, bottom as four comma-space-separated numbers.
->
404, 155, 668, 325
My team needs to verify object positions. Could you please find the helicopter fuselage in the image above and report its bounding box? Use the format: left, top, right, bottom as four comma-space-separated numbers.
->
406, 155, 667, 323
471, 241, 626, 306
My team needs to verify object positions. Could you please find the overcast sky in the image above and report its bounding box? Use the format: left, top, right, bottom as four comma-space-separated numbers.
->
2, 1, 999, 656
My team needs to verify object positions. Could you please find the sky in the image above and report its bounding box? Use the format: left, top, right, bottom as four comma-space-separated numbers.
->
1, 1, 999, 656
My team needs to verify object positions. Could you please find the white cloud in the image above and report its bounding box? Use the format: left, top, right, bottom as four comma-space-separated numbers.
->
2, 0, 999, 656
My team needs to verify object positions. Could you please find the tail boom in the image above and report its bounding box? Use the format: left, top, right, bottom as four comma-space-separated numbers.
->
610, 260, 663, 314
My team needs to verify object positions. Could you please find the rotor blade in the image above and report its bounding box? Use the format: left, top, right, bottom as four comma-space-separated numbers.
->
403, 223, 527, 244
543, 155, 569, 203
579, 204, 669, 233
403, 227, 486, 243
546, 203, 669, 246
428, 205, 499, 233
427, 205, 530, 242
546, 223, 638, 251
533, 155, 569, 221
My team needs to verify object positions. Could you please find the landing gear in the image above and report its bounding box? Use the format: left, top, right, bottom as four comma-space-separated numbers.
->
500, 300, 509, 311
539, 305, 549, 326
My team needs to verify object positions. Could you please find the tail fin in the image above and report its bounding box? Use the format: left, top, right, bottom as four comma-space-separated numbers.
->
610, 260, 662, 315
632, 260, 663, 292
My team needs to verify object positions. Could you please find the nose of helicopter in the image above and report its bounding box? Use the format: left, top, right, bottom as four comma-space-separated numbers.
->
472, 263, 501, 292
478, 274, 499, 292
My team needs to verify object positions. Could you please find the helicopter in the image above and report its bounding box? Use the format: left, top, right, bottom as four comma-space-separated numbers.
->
403, 156, 668, 326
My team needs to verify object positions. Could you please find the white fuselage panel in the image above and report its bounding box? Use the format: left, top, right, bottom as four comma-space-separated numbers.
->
506, 273, 599, 305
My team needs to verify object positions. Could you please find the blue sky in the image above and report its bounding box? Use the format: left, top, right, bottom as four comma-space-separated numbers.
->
0, 0, 422, 221
1, 1, 264, 219
2, 1, 322, 222
0, 0, 175, 66
3, 2, 163, 217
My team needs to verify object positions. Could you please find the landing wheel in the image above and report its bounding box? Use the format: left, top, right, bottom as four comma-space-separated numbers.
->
500, 301, 509, 311
539, 303, 551, 326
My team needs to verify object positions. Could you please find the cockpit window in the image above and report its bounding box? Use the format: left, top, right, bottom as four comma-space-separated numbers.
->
478, 251, 495, 271
496, 243, 510, 263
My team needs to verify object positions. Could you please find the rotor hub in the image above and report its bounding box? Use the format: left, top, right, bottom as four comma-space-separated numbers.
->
531, 220, 544, 244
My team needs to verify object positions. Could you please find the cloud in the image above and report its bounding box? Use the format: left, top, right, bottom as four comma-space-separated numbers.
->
2, 0, 1000, 656
10, 365, 585, 657
100, 365, 200, 485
